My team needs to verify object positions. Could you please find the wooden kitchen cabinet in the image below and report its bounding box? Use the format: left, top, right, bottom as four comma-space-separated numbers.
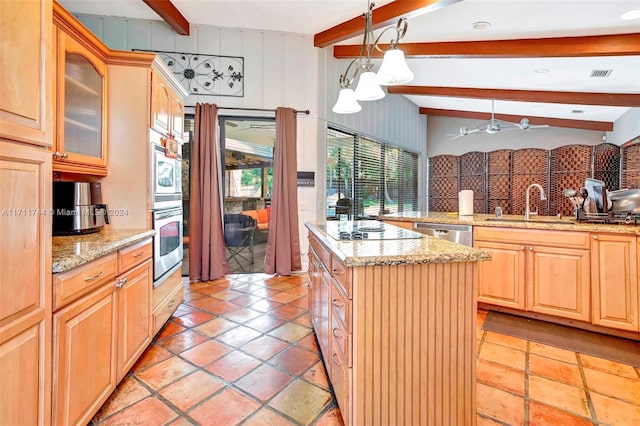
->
591, 233, 638, 332
52, 239, 153, 424
474, 227, 591, 321
116, 259, 152, 381
307, 230, 478, 426
474, 239, 526, 309
151, 266, 183, 336
382, 220, 414, 230
0, 0, 53, 147
52, 282, 117, 426
0, 141, 52, 426
151, 70, 186, 142
53, 2, 108, 175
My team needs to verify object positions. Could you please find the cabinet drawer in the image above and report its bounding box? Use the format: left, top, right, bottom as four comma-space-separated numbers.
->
309, 235, 330, 269
53, 253, 118, 311
331, 310, 351, 368
475, 226, 590, 249
152, 266, 183, 308
330, 257, 352, 298
331, 280, 351, 330
118, 239, 152, 273
152, 281, 183, 336
330, 338, 350, 425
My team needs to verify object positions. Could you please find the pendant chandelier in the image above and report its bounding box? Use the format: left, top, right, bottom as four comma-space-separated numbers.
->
332, 0, 415, 114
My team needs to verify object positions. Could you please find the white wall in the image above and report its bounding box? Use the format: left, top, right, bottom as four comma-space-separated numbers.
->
606, 108, 640, 145
426, 116, 606, 157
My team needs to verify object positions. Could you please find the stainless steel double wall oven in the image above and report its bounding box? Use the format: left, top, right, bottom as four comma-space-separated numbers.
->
151, 131, 183, 284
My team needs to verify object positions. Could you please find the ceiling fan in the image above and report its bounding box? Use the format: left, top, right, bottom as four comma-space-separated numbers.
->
449, 100, 549, 139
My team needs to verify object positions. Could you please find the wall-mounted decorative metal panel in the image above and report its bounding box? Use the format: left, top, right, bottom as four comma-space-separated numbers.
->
139, 50, 244, 97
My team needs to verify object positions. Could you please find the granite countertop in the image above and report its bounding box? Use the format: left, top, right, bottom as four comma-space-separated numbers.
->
306, 221, 490, 267
52, 228, 156, 273
382, 211, 640, 235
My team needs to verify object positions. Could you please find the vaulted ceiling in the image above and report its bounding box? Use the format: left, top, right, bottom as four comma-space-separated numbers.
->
59, 0, 640, 129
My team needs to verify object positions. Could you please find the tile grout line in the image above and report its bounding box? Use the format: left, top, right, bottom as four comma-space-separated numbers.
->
576, 353, 600, 425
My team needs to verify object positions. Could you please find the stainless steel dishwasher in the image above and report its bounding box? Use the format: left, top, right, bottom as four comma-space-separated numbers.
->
413, 222, 473, 246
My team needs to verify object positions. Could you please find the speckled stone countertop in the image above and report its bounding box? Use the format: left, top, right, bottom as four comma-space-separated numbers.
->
52, 229, 155, 273
305, 221, 490, 267
382, 211, 640, 235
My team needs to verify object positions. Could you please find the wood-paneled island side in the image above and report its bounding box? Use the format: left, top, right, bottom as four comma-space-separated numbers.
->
306, 221, 490, 426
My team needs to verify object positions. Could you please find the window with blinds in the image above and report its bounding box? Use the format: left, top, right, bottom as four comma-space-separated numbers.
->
326, 127, 419, 219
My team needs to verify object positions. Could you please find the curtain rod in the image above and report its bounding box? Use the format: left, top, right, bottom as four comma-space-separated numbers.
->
217, 106, 310, 115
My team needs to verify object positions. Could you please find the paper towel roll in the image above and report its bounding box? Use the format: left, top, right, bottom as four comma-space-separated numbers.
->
458, 190, 474, 216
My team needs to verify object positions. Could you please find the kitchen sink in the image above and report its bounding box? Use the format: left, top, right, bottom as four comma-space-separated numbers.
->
485, 218, 576, 225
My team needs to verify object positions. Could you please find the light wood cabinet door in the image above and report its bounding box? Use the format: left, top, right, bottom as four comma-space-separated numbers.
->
382, 220, 414, 230
171, 96, 185, 141
0, 0, 53, 146
527, 246, 591, 321
308, 245, 331, 360
53, 283, 117, 426
54, 29, 107, 174
591, 233, 639, 331
0, 322, 45, 426
116, 260, 152, 381
151, 71, 171, 136
0, 141, 51, 426
474, 240, 526, 309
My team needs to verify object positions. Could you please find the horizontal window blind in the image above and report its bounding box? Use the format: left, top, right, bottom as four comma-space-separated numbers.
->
326, 127, 419, 219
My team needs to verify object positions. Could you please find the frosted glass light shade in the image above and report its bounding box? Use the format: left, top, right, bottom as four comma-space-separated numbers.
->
354, 71, 385, 101
376, 49, 414, 86
332, 88, 362, 114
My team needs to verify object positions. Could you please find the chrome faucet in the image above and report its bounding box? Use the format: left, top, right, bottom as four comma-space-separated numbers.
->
525, 183, 547, 220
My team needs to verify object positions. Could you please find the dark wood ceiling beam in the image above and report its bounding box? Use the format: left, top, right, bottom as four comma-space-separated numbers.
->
334, 33, 640, 58
388, 86, 640, 107
142, 0, 190, 35
419, 108, 613, 131
314, 0, 460, 48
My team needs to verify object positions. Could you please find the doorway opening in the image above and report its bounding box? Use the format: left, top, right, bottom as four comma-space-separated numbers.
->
181, 115, 275, 276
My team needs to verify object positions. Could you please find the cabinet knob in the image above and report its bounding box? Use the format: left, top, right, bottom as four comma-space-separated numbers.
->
332, 353, 342, 367
528, 247, 534, 252
593, 235, 598, 240
332, 328, 343, 339
62, 152, 68, 158
116, 278, 127, 288
520, 246, 525, 251
332, 298, 345, 309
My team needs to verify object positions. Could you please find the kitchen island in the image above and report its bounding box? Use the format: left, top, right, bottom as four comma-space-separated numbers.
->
306, 221, 490, 426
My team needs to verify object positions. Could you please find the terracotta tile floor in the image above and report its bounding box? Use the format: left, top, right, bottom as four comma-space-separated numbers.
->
91, 274, 640, 425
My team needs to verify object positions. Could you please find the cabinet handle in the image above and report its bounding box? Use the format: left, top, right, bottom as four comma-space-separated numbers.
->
332, 328, 344, 338
315, 261, 322, 268
528, 247, 534, 252
133, 251, 145, 258
332, 268, 345, 276
116, 278, 127, 288
62, 152, 68, 158
53, 151, 68, 159
332, 353, 342, 366
520, 246, 525, 251
593, 235, 598, 240
167, 300, 177, 308
332, 298, 345, 309
84, 270, 103, 281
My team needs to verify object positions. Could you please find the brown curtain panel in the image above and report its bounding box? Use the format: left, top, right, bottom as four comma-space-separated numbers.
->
264, 107, 302, 275
189, 103, 229, 281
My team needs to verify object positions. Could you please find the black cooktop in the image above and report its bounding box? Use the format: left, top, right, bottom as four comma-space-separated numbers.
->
323, 221, 423, 241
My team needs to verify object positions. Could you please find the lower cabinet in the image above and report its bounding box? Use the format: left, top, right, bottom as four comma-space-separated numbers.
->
591, 233, 639, 331
116, 260, 152, 381
53, 282, 118, 426
474, 227, 591, 322
151, 266, 183, 336
52, 240, 153, 425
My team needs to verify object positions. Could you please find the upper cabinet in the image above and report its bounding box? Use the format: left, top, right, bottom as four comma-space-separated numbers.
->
0, 0, 53, 146
53, 2, 108, 176
150, 67, 187, 142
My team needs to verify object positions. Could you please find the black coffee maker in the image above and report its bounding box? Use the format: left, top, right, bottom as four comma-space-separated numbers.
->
53, 182, 110, 235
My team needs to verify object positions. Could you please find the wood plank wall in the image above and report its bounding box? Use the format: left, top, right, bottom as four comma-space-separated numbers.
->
351, 262, 477, 426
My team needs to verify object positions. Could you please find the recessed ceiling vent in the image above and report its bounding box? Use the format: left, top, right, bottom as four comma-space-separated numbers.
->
572, 109, 585, 114
590, 69, 613, 78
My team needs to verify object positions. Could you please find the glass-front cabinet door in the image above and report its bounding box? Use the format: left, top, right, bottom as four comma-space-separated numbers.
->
54, 30, 107, 174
